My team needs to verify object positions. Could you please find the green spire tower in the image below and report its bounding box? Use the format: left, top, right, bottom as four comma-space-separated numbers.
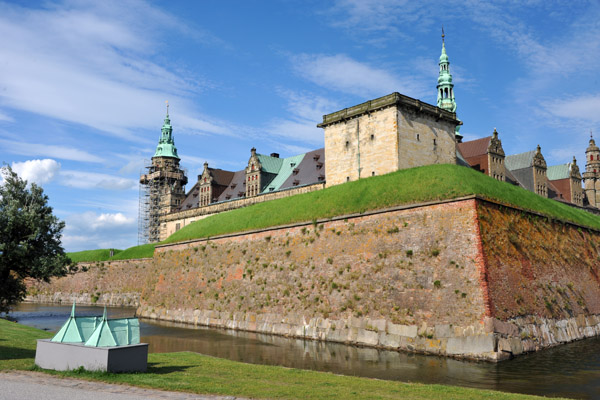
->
153, 102, 180, 159
436, 28, 462, 141
139, 101, 188, 243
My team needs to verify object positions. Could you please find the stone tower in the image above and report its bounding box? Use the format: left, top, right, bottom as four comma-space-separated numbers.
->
532, 145, 548, 197
583, 135, 600, 207
140, 106, 188, 242
437, 29, 462, 142
487, 129, 506, 182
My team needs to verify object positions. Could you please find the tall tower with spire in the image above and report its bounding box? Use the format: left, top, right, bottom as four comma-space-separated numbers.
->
583, 131, 600, 207
437, 28, 462, 142
139, 103, 188, 243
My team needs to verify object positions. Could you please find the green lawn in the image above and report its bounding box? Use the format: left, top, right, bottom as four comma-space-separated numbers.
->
0, 318, 560, 400
73, 164, 600, 260
67, 248, 123, 263
164, 164, 600, 244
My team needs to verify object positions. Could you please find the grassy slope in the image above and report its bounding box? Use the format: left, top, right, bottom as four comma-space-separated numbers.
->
0, 319, 558, 400
67, 249, 123, 263
166, 164, 600, 243
73, 164, 600, 260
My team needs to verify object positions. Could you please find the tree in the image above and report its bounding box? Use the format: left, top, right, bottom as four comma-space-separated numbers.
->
0, 165, 72, 313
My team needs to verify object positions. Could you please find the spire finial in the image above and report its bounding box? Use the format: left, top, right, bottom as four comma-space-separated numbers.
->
442, 26, 445, 43
166, 100, 169, 117
591, 129, 593, 139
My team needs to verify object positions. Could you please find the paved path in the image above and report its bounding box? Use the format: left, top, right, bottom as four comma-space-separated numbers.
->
0, 371, 246, 400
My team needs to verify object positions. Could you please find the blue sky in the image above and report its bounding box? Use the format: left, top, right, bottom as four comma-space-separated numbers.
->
1, 0, 599, 252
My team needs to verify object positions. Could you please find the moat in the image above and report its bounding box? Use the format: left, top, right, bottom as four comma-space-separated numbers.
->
11, 303, 600, 399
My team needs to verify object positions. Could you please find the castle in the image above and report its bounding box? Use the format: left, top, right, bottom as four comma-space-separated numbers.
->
139, 36, 590, 243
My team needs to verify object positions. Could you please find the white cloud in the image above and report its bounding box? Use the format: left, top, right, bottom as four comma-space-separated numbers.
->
0, 138, 105, 163
58, 170, 137, 190
292, 54, 427, 99
11, 159, 61, 185
265, 90, 335, 145
62, 211, 137, 251
546, 95, 600, 123
0, 1, 233, 141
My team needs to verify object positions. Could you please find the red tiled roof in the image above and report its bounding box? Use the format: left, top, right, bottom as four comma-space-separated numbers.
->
457, 136, 491, 159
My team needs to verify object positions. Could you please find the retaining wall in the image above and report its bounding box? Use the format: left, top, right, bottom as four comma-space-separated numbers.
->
27, 197, 600, 361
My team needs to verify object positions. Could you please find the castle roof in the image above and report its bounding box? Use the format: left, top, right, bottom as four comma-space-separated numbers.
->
280, 148, 325, 189
505, 150, 537, 171
256, 154, 284, 174
263, 153, 306, 192
547, 164, 572, 181
457, 136, 491, 158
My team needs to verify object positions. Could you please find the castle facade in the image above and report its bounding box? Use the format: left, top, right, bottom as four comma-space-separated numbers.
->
139, 37, 590, 243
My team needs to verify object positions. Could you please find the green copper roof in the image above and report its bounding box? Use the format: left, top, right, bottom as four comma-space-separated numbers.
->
153, 112, 180, 159
51, 303, 100, 343
256, 154, 284, 174
547, 163, 571, 180
51, 303, 140, 347
505, 151, 536, 171
263, 153, 306, 192
437, 34, 457, 116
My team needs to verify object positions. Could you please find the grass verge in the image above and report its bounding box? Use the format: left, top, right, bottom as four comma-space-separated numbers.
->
165, 164, 600, 244
67, 249, 123, 263
0, 318, 562, 399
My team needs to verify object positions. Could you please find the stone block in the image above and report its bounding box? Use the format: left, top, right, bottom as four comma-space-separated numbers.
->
434, 324, 452, 338
35, 339, 148, 372
387, 323, 417, 338
378, 332, 400, 348
356, 329, 379, 346
446, 334, 496, 356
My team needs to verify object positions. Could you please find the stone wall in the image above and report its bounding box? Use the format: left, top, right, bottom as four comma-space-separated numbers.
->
27, 197, 600, 361
26, 259, 149, 307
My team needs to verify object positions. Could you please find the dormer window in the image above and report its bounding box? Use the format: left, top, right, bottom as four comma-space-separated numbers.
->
316, 162, 323, 170
318, 175, 325, 181
290, 162, 296, 167
231, 183, 236, 189
292, 168, 299, 175
293, 179, 300, 186
313, 154, 320, 161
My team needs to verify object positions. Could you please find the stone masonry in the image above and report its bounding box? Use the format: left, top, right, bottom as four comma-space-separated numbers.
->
319, 93, 459, 187
28, 198, 600, 361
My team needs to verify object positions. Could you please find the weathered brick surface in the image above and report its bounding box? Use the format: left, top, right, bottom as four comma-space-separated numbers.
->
26, 259, 148, 306
478, 202, 600, 320
28, 198, 600, 361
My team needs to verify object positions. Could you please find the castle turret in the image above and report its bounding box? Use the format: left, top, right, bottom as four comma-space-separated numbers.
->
532, 145, 548, 197
436, 28, 462, 142
583, 134, 600, 207
139, 103, 188, 242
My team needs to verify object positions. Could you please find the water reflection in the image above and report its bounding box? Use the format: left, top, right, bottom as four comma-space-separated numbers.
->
10, 303, 600, 399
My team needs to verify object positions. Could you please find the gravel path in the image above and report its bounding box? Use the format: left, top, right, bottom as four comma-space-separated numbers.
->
0, 371, 246, 400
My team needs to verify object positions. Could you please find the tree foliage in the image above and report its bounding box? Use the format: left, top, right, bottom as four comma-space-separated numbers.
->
0, 165, 71, 313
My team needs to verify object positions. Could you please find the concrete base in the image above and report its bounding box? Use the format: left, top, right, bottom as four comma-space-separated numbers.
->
35, 339, 148, 372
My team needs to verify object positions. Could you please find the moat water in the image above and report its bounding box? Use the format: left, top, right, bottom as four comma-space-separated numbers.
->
10, 303, 600, 399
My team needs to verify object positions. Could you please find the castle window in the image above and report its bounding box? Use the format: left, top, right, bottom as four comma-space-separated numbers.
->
372, 171, 375, 176
592, 155, 594, 161
370, 134, 374, 140
417, 134, 420, 141
433, 139, 437, 146
345, 141, 349, 148
346, 177, 350, 182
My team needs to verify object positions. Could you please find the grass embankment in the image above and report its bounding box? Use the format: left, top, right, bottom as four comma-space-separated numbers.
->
0, 318, 558, 400
67, 249, 123, 263
73, 164, 600, 260
166, 164, 600, 243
